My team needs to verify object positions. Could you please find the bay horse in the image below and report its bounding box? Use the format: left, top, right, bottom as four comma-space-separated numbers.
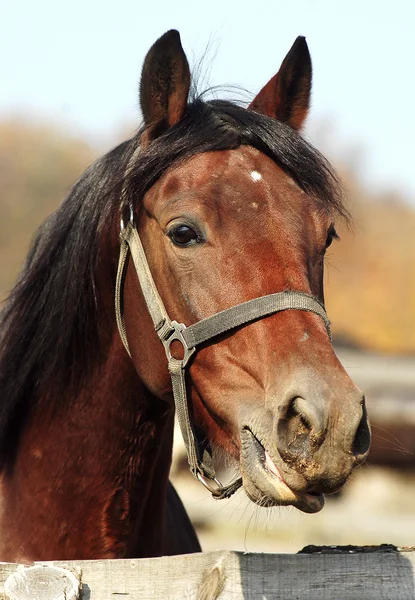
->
0, 30, 370, 561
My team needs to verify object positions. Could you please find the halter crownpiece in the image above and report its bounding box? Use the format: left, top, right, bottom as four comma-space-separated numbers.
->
115, 216, 332, 500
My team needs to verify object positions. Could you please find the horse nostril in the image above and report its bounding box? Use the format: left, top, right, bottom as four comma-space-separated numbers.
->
352, 399, 371, 464
277, 397, 326, 462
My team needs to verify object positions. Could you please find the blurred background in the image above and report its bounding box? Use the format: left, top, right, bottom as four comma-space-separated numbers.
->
2, 0, 414, 551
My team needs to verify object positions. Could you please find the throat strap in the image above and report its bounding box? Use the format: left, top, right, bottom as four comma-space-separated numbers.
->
115, 221, 331, 500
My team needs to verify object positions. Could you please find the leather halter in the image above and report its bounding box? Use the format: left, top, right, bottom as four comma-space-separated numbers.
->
115, 211, 331, 500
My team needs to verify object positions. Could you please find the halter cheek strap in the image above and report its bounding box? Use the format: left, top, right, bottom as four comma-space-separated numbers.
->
115, 219, 331, 500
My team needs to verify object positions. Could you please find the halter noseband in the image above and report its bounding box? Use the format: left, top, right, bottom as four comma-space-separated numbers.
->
115, 211, 331, 500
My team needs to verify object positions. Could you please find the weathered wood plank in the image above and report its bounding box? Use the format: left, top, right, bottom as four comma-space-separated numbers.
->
0, 549, 414, 600
4, 565, 79, 600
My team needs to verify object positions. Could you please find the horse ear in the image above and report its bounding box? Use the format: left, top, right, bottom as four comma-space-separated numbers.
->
139, 30, 190, 142
249, 37, 312, 130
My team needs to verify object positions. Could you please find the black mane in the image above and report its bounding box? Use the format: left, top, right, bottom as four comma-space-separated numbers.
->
0, 97, 346, 468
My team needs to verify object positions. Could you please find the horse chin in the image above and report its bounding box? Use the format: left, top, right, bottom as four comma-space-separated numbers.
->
239, 428, 325, 514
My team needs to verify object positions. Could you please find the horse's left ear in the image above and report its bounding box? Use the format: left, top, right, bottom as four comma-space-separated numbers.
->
249, 36, 312, 130
139, 30, 190, 142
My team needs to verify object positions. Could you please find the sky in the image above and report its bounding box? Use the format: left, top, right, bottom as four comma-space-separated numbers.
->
2, 0, 415, 205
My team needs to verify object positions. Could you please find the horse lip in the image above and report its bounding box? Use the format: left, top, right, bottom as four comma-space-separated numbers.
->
240, 427, 325, 514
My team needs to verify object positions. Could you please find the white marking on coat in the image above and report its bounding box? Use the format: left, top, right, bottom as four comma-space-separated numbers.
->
250, 170, 262, 181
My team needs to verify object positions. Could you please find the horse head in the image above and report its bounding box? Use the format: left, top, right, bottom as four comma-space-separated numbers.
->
119, 30, 371, 514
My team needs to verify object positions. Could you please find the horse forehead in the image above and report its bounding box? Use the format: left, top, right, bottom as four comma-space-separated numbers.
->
146, 147, 312, 227
189, 147, 285, 184
157, 147, 293, 196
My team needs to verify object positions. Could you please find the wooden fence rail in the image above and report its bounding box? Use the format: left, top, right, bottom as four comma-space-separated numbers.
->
1, 547, 415, 599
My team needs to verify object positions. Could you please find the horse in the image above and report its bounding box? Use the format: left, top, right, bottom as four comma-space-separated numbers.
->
0, 30, 370, 561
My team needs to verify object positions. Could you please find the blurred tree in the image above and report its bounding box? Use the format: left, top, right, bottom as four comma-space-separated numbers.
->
325, 165, 415, 354
0, 119, 96, 298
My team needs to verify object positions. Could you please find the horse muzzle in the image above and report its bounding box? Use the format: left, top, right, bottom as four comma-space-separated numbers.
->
240, 426, 326, 513
239, 389, 371, 512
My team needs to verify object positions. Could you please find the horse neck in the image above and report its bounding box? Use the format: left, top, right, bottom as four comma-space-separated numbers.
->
1, 255, 175, 560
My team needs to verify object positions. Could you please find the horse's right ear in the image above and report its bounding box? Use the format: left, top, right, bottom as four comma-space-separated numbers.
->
139, 30, 190, 144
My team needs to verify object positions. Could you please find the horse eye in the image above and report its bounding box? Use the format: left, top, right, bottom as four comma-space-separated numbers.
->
325, 227, 339, 249
169, 224, 200, 247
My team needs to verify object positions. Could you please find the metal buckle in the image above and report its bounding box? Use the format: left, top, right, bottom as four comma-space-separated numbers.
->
120, 203, 134, 231
196, 472, 224, 498
163, 321, 196, 367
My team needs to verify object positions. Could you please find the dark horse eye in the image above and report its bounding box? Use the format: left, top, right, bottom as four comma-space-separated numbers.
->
169, 224, 200, 247
325, 226, 339, 249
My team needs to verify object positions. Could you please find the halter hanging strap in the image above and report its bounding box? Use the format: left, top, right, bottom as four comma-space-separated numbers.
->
115, 220, 331, 500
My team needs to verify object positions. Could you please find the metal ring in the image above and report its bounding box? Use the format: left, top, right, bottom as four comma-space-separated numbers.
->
120, 203, 134, 231
196, 472, 224, 498
163, 321, 196, 367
